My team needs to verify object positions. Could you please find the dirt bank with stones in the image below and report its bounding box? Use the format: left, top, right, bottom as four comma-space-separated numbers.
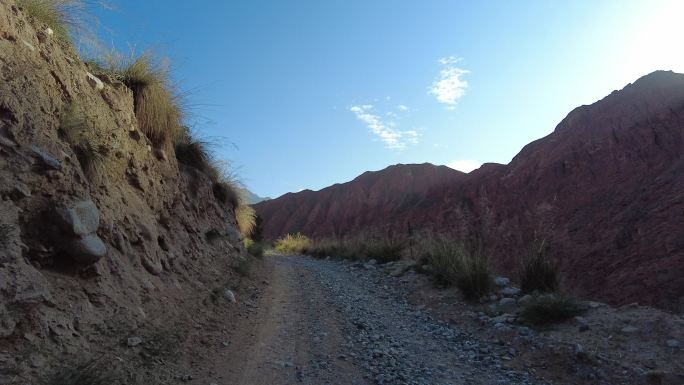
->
0, 1, 248, 383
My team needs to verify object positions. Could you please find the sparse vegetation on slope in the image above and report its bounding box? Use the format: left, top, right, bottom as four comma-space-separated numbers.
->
15, 0, 82, 42
59, 103, 104, 179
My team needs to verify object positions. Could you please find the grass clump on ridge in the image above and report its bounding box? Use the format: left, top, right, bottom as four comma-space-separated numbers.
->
520, 239, 560, 294
15, 0, 83, 42
120, 54, 184, 148
274, 233, 311, 254
59, 103, 104, 179
89, 52, 184, 148
423, 237, 492, 300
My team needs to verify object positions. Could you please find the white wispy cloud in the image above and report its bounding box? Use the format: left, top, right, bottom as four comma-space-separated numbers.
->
350, 105, 420, 150
430, 56, 469, 109
446, 159, 481, 173
398, 104, 409, 112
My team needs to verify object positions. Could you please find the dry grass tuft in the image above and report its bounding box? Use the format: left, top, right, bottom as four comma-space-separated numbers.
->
90, 52, 184, 147
423, 237, 492, 300
520, 239, 560, 294
15, 0, 83, 42
236, 205, 257, 238
274, 233, 311, 254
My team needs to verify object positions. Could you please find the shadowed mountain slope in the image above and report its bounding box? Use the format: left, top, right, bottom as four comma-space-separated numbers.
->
256, 71, 684, 310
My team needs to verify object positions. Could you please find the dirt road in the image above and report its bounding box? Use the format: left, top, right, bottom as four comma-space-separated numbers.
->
215, 256, 546, 385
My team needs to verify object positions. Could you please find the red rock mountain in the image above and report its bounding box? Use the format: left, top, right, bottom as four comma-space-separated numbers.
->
255, 71, 684, 310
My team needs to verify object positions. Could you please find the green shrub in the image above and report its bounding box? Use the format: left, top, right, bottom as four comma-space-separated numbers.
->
519, 294, 587, 325
520, 239, 560, 294
243, 238, 264, 258
424, 238, 492, 300
59, 103, 103, 179
274, 233, 311, 254
15, 0, 83, 42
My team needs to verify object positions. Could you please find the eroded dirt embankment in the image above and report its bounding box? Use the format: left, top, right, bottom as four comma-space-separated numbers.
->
0, 1, 248, 383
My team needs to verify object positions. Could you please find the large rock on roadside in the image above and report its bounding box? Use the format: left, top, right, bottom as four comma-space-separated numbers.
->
55, 200, 100, 236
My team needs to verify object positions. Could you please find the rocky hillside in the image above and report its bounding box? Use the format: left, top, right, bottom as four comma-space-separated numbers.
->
255, 70, 684, 311
0, 1, 247, 382
256, 163, 464, 237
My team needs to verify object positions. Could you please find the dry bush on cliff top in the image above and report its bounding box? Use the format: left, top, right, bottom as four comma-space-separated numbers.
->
15, 0, 84, 42
121, 54, 184, 147
91, 52, 184, 148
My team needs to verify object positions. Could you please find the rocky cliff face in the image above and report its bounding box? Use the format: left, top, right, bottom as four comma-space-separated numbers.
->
255, 71, 684, 311
0, 1, 244, 381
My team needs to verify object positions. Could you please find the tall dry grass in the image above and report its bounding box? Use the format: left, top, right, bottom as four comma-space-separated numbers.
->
15, 0, 84, 41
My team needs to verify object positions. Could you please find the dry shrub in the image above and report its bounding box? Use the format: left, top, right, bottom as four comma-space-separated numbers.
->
236, 205, 257, 238
274, 233, 311, 254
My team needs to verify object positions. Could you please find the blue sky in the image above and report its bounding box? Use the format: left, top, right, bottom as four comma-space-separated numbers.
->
88, 0, 684, 198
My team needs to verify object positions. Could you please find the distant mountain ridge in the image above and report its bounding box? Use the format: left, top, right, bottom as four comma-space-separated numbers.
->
240, 188, 271, 205
255, 71, 684, 310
